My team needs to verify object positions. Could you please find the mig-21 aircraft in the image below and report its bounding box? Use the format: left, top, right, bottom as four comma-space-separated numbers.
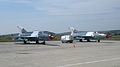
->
13, 26, 55, 44
69, 27, 111, 42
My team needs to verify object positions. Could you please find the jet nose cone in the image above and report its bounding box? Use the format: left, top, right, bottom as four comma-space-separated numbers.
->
49, 35, 55, 40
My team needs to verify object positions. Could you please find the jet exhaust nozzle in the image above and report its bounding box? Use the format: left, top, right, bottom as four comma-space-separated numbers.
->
49, 35, 55, 40
106, 34, 112, 38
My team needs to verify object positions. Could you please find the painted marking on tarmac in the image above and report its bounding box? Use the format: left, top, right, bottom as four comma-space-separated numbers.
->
58, 57, 120, 67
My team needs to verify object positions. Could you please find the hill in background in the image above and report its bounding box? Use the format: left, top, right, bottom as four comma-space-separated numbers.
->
99, 30, 120, 35
58, 30, 120, 36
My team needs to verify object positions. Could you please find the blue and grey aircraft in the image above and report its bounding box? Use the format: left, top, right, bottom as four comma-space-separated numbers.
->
69, 27, 111, 42
13, 26, 55, 44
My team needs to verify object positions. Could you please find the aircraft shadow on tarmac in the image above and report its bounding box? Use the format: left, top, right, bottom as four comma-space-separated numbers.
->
15, 42, 60, 46
76, 40, 114, 43
99, 42, 115, 43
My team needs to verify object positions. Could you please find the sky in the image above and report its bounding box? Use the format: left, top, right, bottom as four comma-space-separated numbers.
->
0, 0, 120, 34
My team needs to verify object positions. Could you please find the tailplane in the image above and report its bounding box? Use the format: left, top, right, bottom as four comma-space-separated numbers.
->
17, 26, 27, 33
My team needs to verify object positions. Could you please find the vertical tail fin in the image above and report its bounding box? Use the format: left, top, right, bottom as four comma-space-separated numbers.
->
69, 27, 78, 35
17, 26, 27, 33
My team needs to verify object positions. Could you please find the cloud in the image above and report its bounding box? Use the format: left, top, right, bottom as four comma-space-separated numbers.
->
0, 0, 120, 15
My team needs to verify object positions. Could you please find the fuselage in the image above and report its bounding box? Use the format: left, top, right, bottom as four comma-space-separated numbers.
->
71, 31, 109, 41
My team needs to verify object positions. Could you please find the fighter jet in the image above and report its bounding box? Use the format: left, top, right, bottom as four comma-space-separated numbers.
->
69, 27, 111, 42
13, 26, 55, 44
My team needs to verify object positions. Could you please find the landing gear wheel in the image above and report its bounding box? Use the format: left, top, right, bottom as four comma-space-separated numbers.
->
62, 41, 64, 43
87, 39, 90, 42
69, 41, 73, 43
36, 40, 39, 44
24, 40, 27, 44
98, 39, 100, 42
79, 39, 83, 42
42, 41, 46, 45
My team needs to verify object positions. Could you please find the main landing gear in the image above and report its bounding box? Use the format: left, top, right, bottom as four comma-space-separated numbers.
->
23, 40, 46, 45
79, 39, 100, 42
79, 39, 91, 42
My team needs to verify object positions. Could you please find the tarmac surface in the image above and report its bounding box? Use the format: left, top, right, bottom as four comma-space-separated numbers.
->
0, 40, 120, 67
